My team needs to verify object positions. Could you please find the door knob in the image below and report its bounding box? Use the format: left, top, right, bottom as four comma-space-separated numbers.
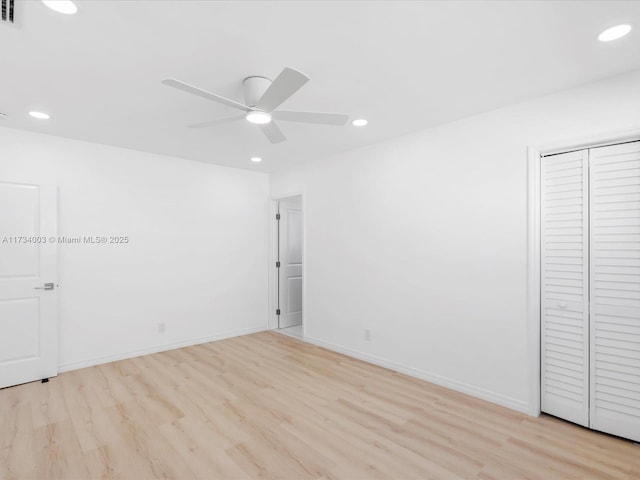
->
35, 283, 54, 291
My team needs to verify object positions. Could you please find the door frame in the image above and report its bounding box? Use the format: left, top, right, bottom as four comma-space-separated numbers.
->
268, 192, 306, 333
527, 127, 640, 417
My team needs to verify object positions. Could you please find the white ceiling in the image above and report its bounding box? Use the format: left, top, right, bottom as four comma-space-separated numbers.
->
1, 1, 639, 172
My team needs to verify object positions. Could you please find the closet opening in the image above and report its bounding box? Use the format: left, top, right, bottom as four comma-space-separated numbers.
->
529, 133, 640, 443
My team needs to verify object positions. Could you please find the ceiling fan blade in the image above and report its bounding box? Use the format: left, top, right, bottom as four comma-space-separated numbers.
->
273, 111, 349, 126
256, 67, 310, 112
260, 121, 286, 144
187, 115, 245, 129
162, 78, 250, 112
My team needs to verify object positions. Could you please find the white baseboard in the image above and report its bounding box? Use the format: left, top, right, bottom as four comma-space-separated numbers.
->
58, 325, 267, 373
303, 335, 530, 415
59, 327, 530, 415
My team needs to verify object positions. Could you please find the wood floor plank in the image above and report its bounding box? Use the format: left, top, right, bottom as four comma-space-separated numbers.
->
31, 420, 91, 480
157, 418, 251, 479
1, 330, 638, 479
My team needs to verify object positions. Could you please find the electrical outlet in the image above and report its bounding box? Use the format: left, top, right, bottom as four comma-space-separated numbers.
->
158, 322, 166, 334
364, 328, 371, 341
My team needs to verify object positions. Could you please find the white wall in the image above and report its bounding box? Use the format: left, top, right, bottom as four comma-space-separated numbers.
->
270, 69, 640, 413
0, 127, 269, 371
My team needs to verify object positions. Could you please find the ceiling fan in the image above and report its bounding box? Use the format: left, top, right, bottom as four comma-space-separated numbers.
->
162, 67, 349, 144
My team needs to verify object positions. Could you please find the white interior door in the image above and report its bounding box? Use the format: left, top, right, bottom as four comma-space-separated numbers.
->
0, 182, 58, 389
278, 197, 303, 329
589, 141, 640, 442
540, 150, 590, 427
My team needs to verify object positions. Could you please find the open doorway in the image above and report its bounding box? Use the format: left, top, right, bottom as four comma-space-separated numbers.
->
275, 195, 303, 339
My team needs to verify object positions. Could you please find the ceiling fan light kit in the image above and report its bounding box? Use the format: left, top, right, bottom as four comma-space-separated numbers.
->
162, 67, 350, 144
246, 111, 272, 125
244, 76, 273, 124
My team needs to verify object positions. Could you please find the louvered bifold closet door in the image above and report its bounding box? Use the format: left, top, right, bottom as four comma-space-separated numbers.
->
589, 141, 640, 442
541, 150, 590, 426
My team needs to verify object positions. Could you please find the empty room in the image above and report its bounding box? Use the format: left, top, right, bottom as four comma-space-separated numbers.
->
1, 0, 640, 478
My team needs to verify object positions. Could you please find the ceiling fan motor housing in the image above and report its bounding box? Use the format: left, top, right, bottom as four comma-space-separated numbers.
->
243, 76, 271, 108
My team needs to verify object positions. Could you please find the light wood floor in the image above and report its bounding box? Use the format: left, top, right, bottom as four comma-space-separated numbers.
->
1, 332, 638, 480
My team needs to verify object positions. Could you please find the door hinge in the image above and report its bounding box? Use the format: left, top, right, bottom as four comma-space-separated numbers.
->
276, 261, 281, 268
276, 309, 281, 315
276, 213, 281, 220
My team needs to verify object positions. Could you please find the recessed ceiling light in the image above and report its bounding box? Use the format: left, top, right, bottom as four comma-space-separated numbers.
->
246, 111, 272, 125
29, 111, 51, 120
598, 24, 632, 42
352, 118, 368, 127
42, 0, 78, 15
250, 157, 263, 163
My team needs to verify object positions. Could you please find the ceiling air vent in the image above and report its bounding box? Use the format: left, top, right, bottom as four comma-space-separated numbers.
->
1, 0, 15, 24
